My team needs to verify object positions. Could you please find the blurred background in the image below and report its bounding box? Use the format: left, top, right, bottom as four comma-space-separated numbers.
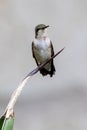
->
0, 0, 87, 129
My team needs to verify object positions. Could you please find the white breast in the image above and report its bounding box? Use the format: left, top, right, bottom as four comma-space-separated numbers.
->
33, 37, 51, 62
34, 37, 50, 48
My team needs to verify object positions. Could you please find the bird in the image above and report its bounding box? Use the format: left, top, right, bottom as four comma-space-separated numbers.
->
32, 24, 55, 77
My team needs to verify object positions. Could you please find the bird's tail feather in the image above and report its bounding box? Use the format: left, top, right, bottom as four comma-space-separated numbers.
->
40, 65, 55, 77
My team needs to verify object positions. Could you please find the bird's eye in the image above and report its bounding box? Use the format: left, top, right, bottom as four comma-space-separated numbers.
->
36, 29, 39, 32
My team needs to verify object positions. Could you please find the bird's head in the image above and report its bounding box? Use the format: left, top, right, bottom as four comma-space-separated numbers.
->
35, 24, 49, 39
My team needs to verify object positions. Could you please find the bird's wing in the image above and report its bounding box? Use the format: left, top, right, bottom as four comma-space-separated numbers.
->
50, 41, 54, 57
32, 42, 38, 65
50, 41, 56, 75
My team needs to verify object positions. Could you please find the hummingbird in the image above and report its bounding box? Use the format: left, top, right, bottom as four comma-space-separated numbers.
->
32, 24, 55, 77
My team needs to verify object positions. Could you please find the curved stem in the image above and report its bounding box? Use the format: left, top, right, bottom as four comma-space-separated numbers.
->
5, 47, 65, 118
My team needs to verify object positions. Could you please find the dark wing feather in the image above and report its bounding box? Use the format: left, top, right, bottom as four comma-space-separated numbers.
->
50, 41, 54, 57
50, 41, 56, 76
32, 42, 38, 66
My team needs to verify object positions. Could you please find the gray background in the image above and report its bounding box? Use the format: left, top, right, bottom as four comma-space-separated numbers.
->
0, 0, 87, 130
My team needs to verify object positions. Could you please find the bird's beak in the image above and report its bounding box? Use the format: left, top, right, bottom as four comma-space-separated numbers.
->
42, 25, 50, 29
45, 25, 50, 28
